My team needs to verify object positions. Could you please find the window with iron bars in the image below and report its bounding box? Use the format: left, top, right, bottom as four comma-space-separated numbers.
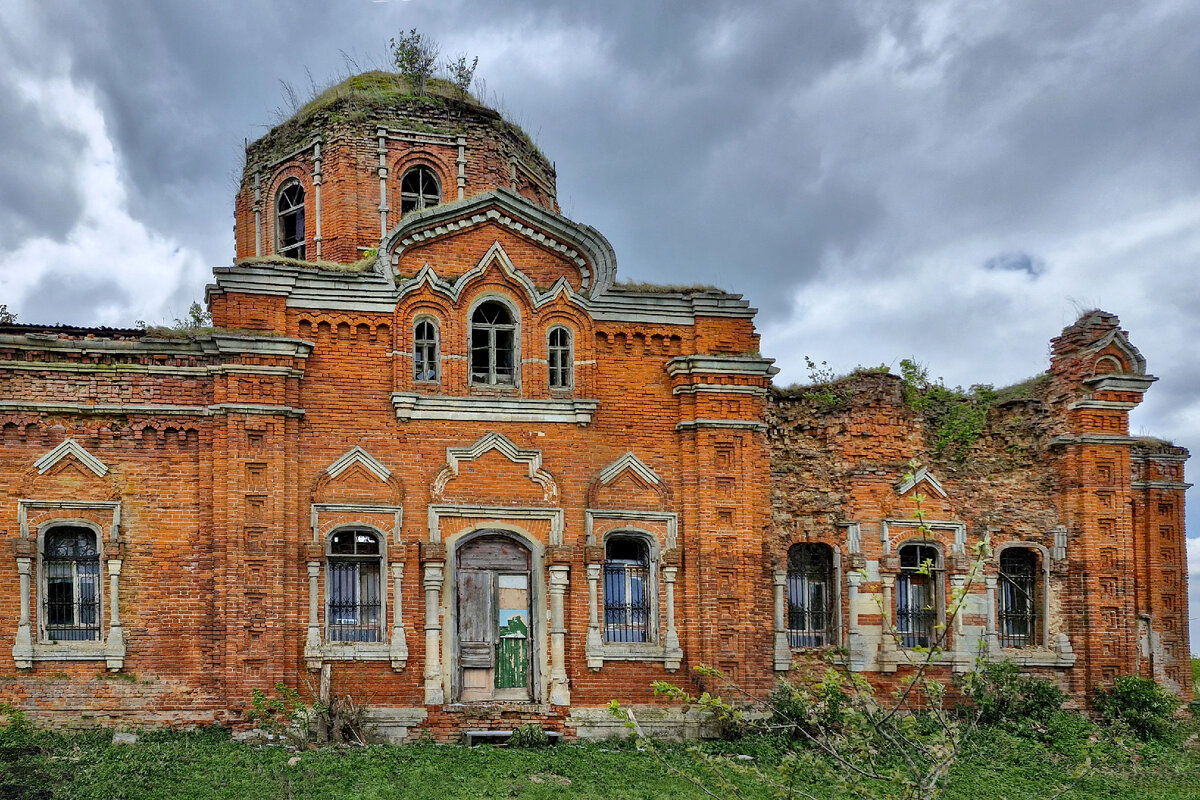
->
787, 542, 835, 647
43, 527, 101, 642
327, 529, 382, 643
470, 301, 516, 386
896, 543, 941, 649
276, 180, 306, 259
400, 166, 441, 214
998, 547, 1039, 648
547, 326, 573, 389
414, 318, 440, 382
603, 537, 651, 643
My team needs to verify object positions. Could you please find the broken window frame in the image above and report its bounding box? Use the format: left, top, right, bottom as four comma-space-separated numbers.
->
325, 528, 384, 644
786, 542, 836, 648
896, 543, 942, 649
400, 165, 441, 215
998, 547, 1040, 649
41, 526, 102, 643
602, 535, 653, 644
547, 326, 573, 389
413, 317, 440, 382
470, 300, 518, 387
275, 179, 306, 260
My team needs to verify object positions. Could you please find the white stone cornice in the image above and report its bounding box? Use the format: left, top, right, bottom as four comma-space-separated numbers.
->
433, 433, 557, 502
598, 452, 661, 486
896, 466, 947, 498
35, 439, 108, 477
325, 446, 391, 482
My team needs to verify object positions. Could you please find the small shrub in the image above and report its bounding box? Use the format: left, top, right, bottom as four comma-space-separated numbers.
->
508, 723, 550, 748
959, 660, 1068, 727
1093, 675, 1181, 742
766, 674, 852, 740
246, 682, 324, 746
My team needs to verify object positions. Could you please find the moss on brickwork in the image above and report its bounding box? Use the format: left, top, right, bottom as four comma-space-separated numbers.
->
613, 280, 726, 295
235, 251, 376, 273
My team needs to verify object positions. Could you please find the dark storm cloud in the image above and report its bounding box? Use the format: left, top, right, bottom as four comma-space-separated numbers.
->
983, 252, 1045, 278
19, 270, 129, 326
0, 81, 86, 250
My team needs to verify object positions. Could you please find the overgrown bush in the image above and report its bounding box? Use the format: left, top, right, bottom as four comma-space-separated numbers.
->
1093, 675, 1181, 742
767, 673, 852, 740
508, 723, 551, 748
958, 660, 1067, 726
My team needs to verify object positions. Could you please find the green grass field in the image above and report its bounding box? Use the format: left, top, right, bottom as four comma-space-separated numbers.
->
1, 720, 1198, 800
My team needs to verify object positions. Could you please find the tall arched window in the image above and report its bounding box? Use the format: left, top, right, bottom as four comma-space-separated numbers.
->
547, 326, 573, 389
998, 548, 1039, 648
326, 529, 383, 643
276, 180, 306, 259
896, 543, 941, 649
43, 526, 101, 642
414, 318, 440, 382
787, 543, 835, 647
400, 166, 441, 214
470, 301, 516, 386
603, 536, 651, 643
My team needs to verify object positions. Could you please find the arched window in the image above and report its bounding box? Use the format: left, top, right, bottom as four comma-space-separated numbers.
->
470, 301, 516, 386
43, 526, 101, 642
787, 543, 835, 647
400, 166, 441, 214
603, 536, 651, 643
896, 543, 941, 649
414, 318, 440, 382
998, 548, 1039, 648
326, 529, 382, 643
547, 326, 573, 389
276, 180, 306, 259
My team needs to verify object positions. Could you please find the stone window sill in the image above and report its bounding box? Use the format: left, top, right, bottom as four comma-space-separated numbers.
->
586, 641, 683, 671
992, 648, 1076, 668
27, 641, 125, 670
304, 640, 407, 671
392, 392, 597, 425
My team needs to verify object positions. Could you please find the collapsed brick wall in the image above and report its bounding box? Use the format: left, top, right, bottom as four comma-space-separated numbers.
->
767, 316, 1192, 703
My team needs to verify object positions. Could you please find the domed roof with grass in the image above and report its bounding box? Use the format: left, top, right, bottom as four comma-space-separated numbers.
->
244, 70, 550, 178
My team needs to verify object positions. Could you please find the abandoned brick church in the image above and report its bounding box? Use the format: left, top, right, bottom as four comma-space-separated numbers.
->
0, 73, 1190, 739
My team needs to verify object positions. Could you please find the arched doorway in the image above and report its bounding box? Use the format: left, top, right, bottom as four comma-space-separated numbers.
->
455, 532, 533, 702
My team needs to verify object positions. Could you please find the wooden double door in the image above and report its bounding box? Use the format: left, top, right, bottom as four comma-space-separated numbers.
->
456, 533, 533, 702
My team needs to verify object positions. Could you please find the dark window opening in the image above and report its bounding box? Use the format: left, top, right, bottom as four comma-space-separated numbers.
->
787, 543, 835, 647
548, 327, 573, 389
276, 181, 306, 259
414, 319, 439, 382
400, 166, 441, 214
43, 527, 100, 642
998, 548, 1039, 648
897, 544, 941, 649
327, 529, 382, 643
603, 537, 650, 643
471, 301, 516, 386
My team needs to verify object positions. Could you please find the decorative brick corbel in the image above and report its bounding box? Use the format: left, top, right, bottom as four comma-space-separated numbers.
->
419, 541, 445, 564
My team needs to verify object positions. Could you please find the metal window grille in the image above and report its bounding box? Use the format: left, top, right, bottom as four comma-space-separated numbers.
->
896, 544, 940, 649
414, 319, 439, 381
43, 528, 101, 642
470, 302, 516, 385
327, 530, 382, 643
998, 548, 1038, 648
276, 181, 306, 259
548, 327, 572, 388
787, 543, 834, 647
400, 166, 441, 214
603, 538, 650, 643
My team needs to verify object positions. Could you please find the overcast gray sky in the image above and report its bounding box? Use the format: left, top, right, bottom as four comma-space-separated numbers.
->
1, 0, 1197, 649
